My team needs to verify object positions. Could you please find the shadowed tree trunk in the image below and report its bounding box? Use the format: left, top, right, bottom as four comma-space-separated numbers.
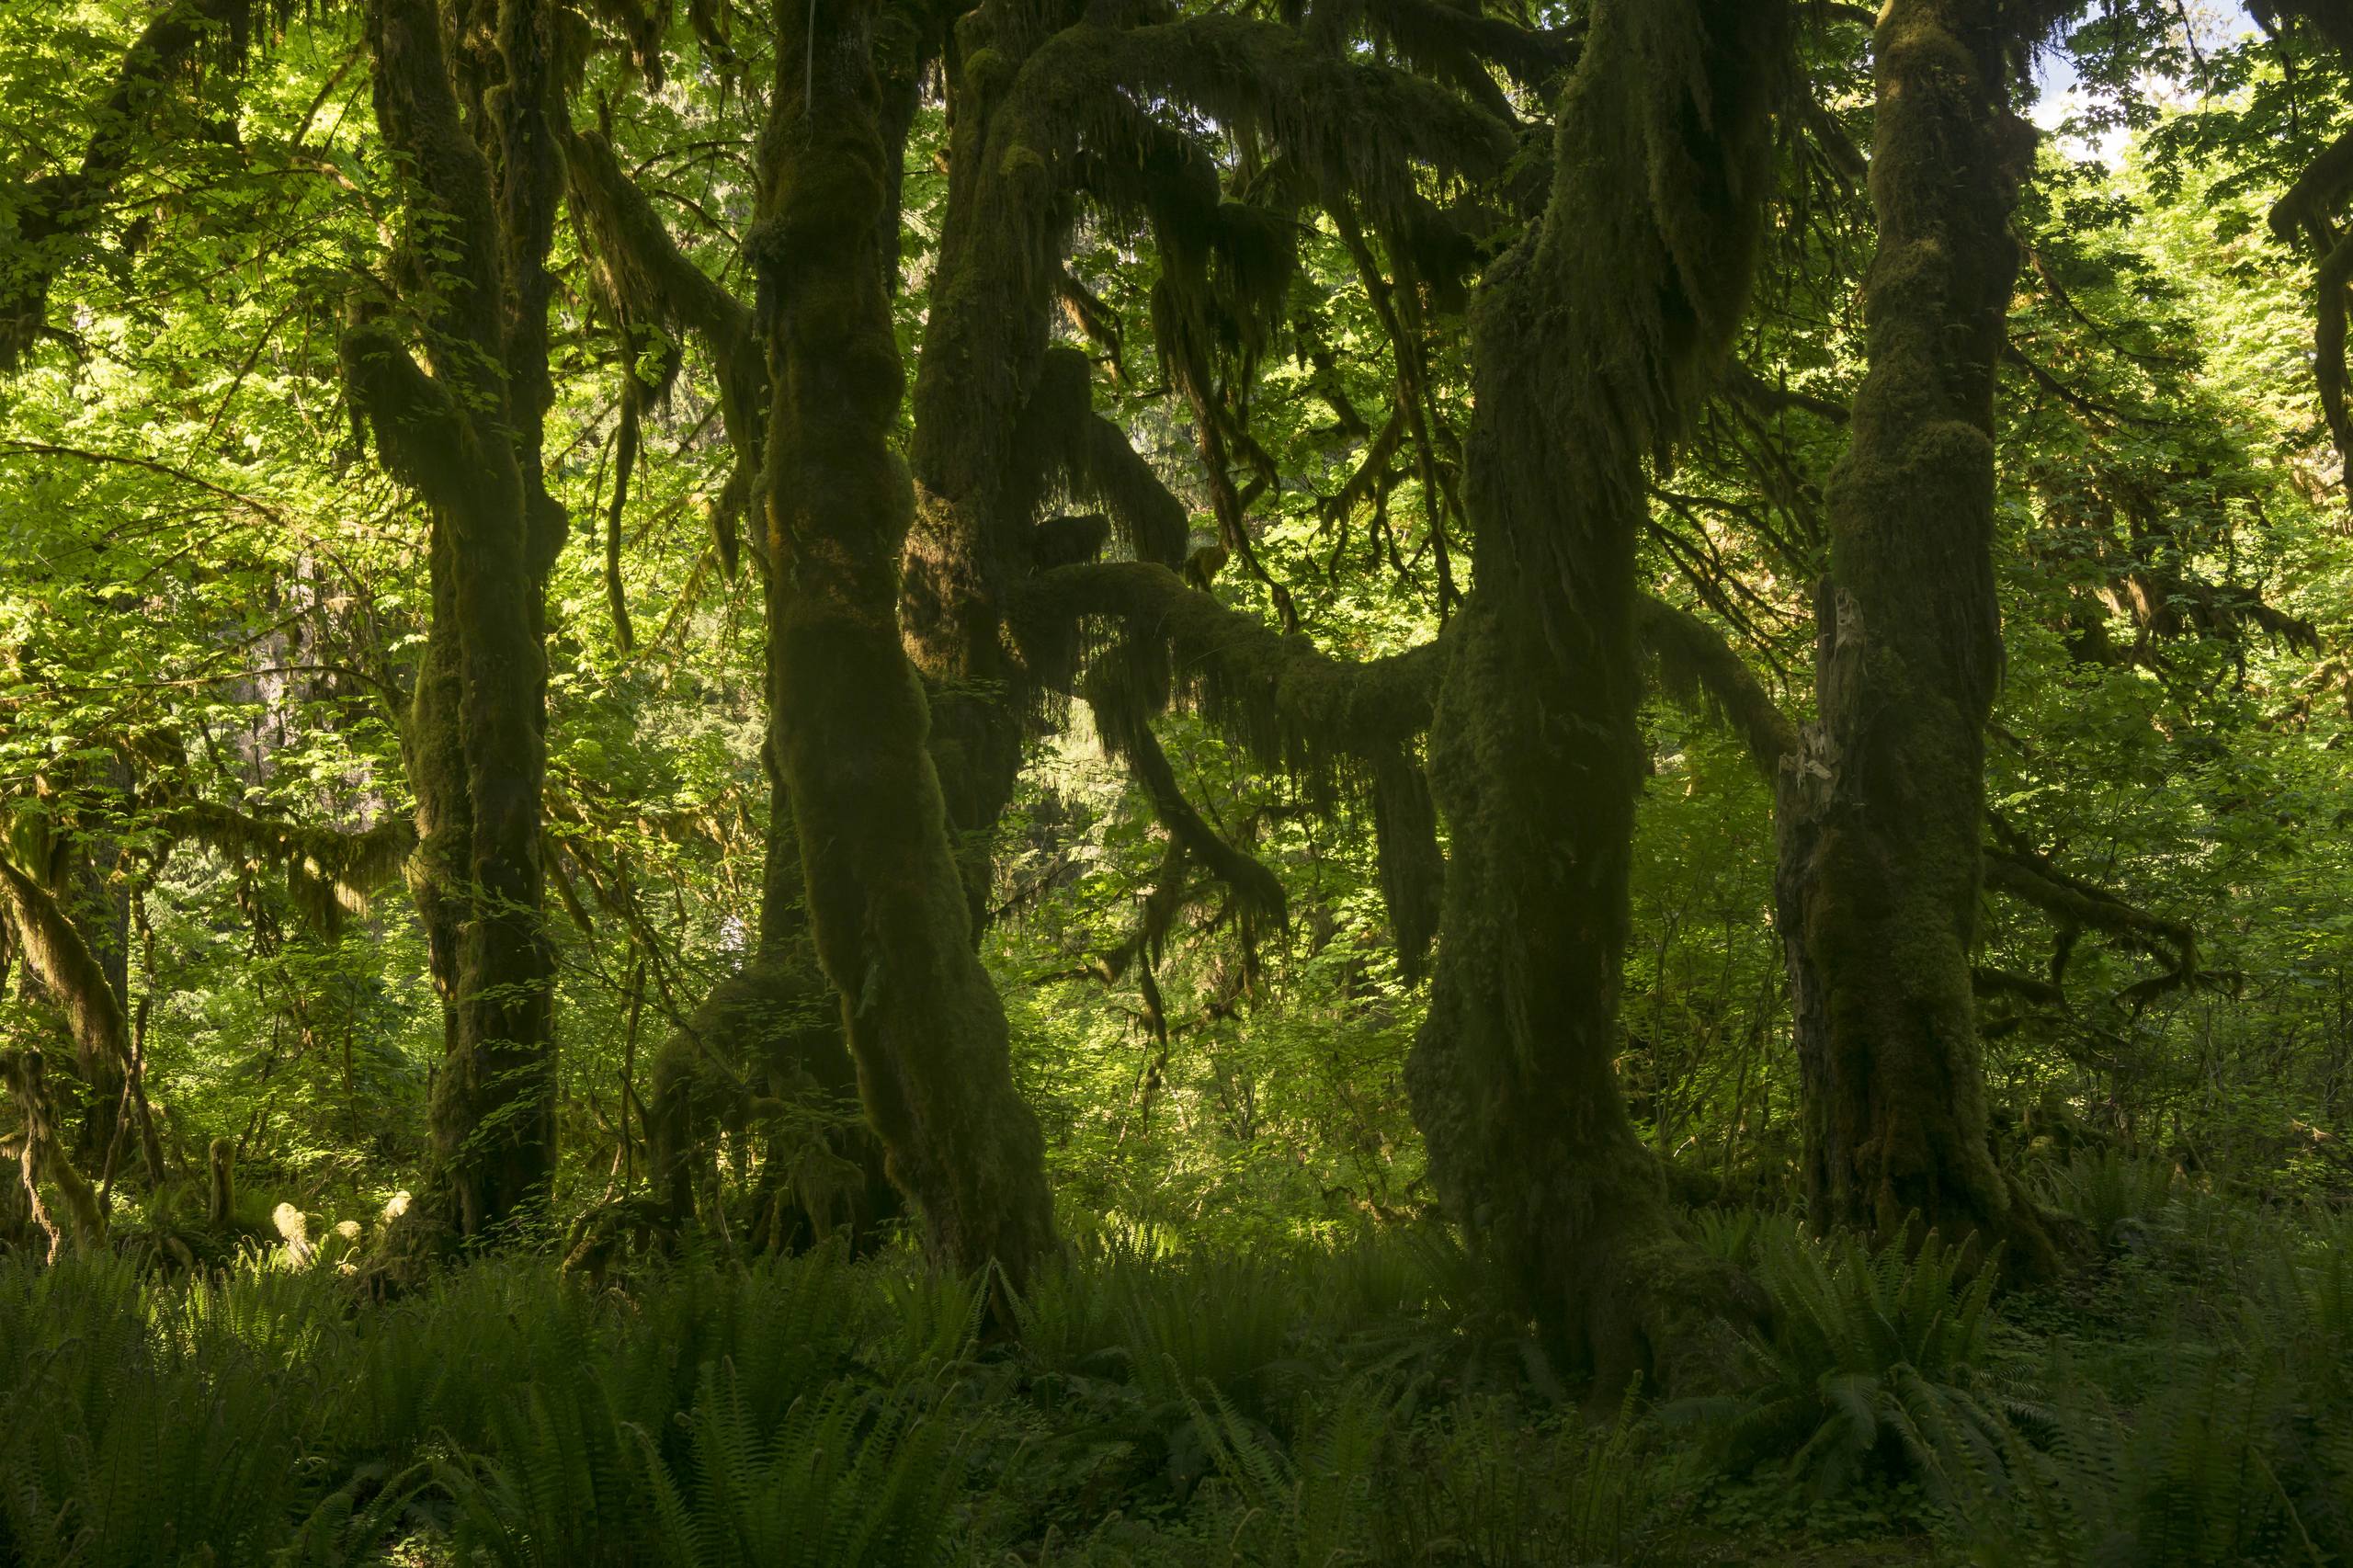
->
1772, 0, 2062, 1269
559, 121, 902, 1253
341, 0, 568, 1241
636, 764, 899, 1250
900, 0, 1080, 926
1404, 0, 1785, 1392
751, 0, 1053, 1289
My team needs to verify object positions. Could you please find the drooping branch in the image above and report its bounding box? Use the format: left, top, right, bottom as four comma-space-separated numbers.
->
1013, 560, 1441, 784
1635, 595, 1800, 776
1088, 659, 1289, 959
167, 803, 417, 934
1, 1051, 107, 1256
996, 13, 1517, 228
0, 858, 130, 1086
1017, 555, 1446, 977
1012, 347, 1189, 569
561, 124, 757, 402
1984, 817, 2200, 979
1297, 0, 1578, 111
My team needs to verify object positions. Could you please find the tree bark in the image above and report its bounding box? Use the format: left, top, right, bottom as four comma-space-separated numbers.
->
562, 117, 900, 1253
901, 0, 1086, 927
1772, 0, 2059, 1271
753, 0, 1054, 1289
640, 766, 899, 1248
1404, 0, 1784, 1392
343, 0, 568, 1240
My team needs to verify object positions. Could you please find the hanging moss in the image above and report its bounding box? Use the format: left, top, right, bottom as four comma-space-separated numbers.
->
170, 804, 415, 937
0, 0, 267, 373
1013, 560, 1440, 795
1, 1050, 107, 1254
995, 14, 1514, 232
1636, 596, 1798, 778
1088, 661, 1288, 956
1013, 348, 1189, 568
0, 858, 131, 1091
1292, 0, 1578, 108
1402, 0, 1789, 1391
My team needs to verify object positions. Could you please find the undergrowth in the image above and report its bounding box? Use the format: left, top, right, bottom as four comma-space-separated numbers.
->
1, 1162, 2346, 1566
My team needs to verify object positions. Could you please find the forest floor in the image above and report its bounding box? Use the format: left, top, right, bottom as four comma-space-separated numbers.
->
1, 1153, 2345, 1566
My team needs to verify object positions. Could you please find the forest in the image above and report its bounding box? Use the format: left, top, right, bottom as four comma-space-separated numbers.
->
3, 0, 2352, 1560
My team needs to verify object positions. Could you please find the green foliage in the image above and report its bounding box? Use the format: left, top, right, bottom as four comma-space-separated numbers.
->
4, 2, 2353, 1564
1686, 1228, 2021, 1497
2036, 1150, 2181, 1249
3, 1181, 2351, 1565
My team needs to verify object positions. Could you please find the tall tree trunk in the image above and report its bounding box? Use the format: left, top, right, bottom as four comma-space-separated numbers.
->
560, 119, 900, 1255
1772, 0, 2058, 1270
1404, 0, 1784, 1392
752, 0, 1054, 1288
345, 0, 567, 1240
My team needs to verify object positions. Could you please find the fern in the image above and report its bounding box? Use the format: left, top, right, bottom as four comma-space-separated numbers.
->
1681, 1225, 2017, 1496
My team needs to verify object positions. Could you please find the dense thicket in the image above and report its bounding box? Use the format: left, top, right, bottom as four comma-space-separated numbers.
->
4, 0, 2351, 1560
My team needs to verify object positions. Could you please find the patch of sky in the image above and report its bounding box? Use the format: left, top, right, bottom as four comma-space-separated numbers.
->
2029, 1, 2258, 157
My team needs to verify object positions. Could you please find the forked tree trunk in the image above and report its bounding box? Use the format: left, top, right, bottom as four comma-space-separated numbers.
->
752, 0, 1054, 1289
1405, 0, 1785, 1392
1773, 0, 2058, 1270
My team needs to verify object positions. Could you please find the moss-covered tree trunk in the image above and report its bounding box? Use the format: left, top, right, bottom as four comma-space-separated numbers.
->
1772, 0, 2057, 1268
344, 0, 567, 1240
641, 747, 897, 1247
901, 0, 1081, 925
1404, 0, 1783, 1392
752, 0, 1053, 1288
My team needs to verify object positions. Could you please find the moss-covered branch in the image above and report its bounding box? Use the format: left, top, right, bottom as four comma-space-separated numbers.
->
1300, 0, 1577, 110
1983, 823, 2199, 979
167, 803, 416, 935
1013, 561, 1441, 781
1636, 595, 1800, 776
1013, 348, 1189, 569
338, 322, 471, 514
0, 0, 251, 371
1, 1050, 107, 1254
1087, 662, 1288, 953
365, 0, 506, 379
997, 14, 1515, 223
0, 858, 129, 1087
561, 126, 755, 381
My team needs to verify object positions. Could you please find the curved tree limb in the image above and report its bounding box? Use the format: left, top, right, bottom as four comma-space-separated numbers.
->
1635, 594, 1801, 776
1013, 560, 1442, 778
0, 857, 130, 1089
0, 0, 254, 370
1087, 656, 1288, 961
